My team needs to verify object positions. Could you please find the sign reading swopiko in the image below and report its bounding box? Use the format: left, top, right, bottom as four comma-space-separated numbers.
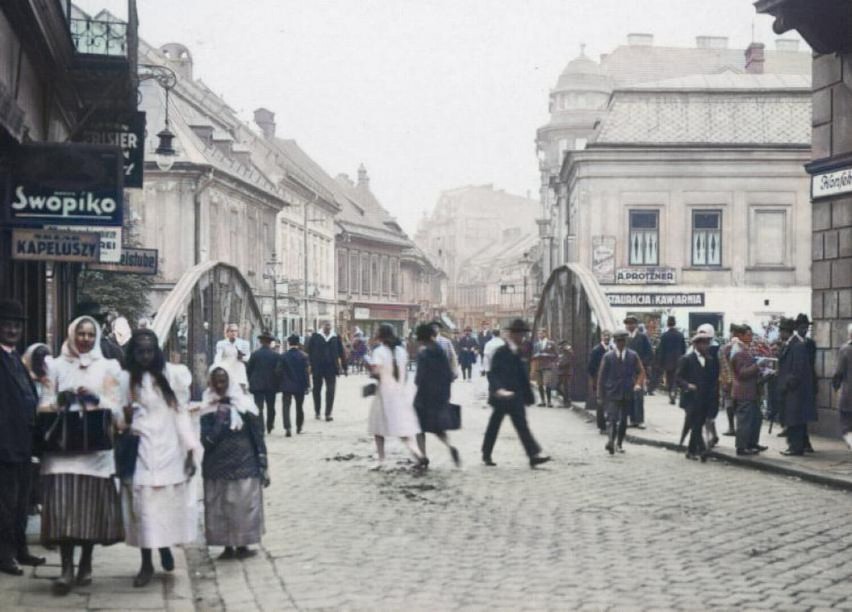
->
607, 293, 705, 307
5, 143, 124, 227
811, 166, 852, 200
12, 228, 100, 263
615, 267, 676, 284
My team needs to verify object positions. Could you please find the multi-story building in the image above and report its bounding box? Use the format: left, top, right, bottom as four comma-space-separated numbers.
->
0, 2, 138, 348
754, 0, 852, 435
414, 185, 539, 315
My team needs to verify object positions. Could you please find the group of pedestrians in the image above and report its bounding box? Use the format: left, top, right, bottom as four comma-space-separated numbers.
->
0, 300, 269, 593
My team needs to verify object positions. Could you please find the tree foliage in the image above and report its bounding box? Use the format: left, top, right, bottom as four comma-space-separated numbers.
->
77, 269, 152, 326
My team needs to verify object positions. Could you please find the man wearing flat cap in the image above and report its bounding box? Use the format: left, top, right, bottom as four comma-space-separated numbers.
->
777, 317, 817, 455
624, 315, 652, 429
0, 299, 45, 575
597, 328, 646, 454
482, 319, 551, 468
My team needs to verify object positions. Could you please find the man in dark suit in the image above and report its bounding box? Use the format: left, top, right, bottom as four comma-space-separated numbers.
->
281, 334, 310, 436
481, 319, 551, 468
656, 316, 686, 405
624, 316, 652, 428
777, 317, 817, 455
306, 321, 346, 421
796, 314, 818, 453
247, 331, 282, 433
675, 330, 719, 461
597, 329, 645, 455
587, 330, 612, 434
0, 299, 45, 575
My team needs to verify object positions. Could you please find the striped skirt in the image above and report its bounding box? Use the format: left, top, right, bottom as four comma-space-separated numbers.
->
41, 474, 124, 545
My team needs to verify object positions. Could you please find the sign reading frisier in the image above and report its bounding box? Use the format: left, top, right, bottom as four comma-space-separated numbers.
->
4, 143, 124, 227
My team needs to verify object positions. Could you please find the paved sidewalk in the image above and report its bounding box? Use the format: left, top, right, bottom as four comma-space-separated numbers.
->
573, 393, 852, 490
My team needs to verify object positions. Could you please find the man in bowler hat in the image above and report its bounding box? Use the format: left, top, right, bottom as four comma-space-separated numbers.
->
482, 319, 551, 468
247, 331, 288, 433
777, 317, 817, 455
597, 329, 646, 454
0, 299, 45, 575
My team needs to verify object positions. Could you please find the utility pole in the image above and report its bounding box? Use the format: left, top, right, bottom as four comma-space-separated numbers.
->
303, 198, 309, 335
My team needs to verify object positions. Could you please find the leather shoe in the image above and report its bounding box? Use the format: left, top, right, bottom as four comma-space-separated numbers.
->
804, 445, 815, 453
751, 445, 768, 452
16, 553, 45, 567
218, 547, 235, 560
0, 561, 23, 576
483, 458, 497, 466
325, 416, 333, 422
605, 441, 614, 455
530, 455, 551, 468
133, 565, 153, 588
781, 449, 804, 456
285, 430, 292, 437
722, 429, 736, 436
736, 448, 758, 456
236, 547, 256, 559
776, 429, 788, 437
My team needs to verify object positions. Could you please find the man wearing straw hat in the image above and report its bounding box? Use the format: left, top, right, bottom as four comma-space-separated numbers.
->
675, 327, 719, 461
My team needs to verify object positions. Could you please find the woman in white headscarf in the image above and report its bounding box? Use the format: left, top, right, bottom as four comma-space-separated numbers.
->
200, 366, 269, 560
38, 316, 124, 595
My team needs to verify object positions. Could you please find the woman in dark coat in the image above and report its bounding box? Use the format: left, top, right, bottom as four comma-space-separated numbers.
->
413, 324, 461, 467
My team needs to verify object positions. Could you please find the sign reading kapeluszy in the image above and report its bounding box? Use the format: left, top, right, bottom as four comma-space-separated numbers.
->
12, 228, 100, 263
5, 143, 123, 227
607, 293, 705, 307
75, 112, 145, 189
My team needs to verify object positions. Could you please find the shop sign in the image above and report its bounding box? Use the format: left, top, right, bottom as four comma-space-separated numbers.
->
615, 267, 676, 285
811, 166, 852, 200
592, 235, 616, 284
607, 293, 705, 307
5, 143, 123, 227
49, 225, 121, 263
354, 307, 371, 320
75, 112, 145, 188
12, 228, 99, 262
88, 247, 158, 275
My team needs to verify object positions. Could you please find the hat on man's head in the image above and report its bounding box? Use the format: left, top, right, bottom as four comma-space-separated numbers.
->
795, 313, 811, 326
729, 322, 742, 334
613, 329, 629, 340
667, 316, 676, 327
258, 330, 274, 342
691, 330, 714, 343
287, 334, 300, 346
0, 299, 26, 322
506, 318, 531, 333
779, 317, 796, 332
430, 319, 447, 330
623, 315, 639, 324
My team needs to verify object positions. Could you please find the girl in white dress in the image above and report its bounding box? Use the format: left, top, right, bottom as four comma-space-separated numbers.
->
120, 329, 200, 588
367, 324, 426, 470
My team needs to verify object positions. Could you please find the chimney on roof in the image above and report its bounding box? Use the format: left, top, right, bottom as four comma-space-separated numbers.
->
357, 164, 370, 189
253, 108, 276, 139
696, 36, 729, 49
745, 42, 766, 74
775, 38, 800, 52
160, 43, 193, 80
627, 33, 653, 47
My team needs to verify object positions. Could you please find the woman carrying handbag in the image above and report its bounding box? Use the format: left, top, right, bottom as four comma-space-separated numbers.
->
37, 316, 125, 595
119, 329, 199, 587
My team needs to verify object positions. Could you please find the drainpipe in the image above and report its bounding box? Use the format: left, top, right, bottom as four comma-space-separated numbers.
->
194, 168, 215, 265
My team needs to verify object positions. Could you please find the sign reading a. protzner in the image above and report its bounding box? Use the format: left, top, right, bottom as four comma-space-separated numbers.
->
811, 167, 852, 200
88, 247, 158, 275
615, 267, 676, 285
75, 112, 145, 188
5, 143, 123, 227
607, 293, 705, 307
12, 228, 100, 262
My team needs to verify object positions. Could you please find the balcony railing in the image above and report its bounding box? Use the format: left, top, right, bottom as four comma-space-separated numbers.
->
69, 14, 128, 56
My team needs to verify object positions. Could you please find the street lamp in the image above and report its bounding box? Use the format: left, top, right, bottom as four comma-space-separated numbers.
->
264, 251, 283, 340
138, 63, 178, 172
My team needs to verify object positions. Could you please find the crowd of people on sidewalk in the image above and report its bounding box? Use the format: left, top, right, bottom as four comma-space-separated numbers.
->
586, 312, 852, 462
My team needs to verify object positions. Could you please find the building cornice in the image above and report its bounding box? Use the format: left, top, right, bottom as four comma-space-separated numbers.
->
755, 0, 852, 54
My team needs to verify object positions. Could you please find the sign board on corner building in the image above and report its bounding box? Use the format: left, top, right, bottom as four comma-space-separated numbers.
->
12, 228, 100, 263
811, 166, 852, 200
49, 225, 122, 263
607, 293, 705, 307
88, 247, 158, 275
74, 112, 145, 189
592, 236, 616, 284
615, 267, 676, 285
4, 143, 124, 227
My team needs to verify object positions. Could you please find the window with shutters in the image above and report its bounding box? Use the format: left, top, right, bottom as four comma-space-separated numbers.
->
691, 210, 722, 266
628, 210, 659, 266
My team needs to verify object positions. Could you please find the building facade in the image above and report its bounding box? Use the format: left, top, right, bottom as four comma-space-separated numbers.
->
557, 72, 812, 335
755, 1, 852, 435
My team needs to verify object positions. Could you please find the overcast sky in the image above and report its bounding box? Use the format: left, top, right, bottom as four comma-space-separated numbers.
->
80, 0, 797, 234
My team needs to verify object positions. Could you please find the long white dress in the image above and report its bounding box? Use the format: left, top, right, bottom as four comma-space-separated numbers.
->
367, 344, 421, 438
120, 363, 200, 549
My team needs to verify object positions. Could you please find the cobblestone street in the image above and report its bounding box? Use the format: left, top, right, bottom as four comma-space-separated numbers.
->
190, 370, 852, 611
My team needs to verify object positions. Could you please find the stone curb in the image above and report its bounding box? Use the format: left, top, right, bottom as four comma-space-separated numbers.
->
569, 403, 852, 493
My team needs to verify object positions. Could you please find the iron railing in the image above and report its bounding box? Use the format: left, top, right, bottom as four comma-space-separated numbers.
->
69, 14, 128, 56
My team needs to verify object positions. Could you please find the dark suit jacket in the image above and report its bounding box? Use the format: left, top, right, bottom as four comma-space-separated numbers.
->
247, 346, 281, 393
280, 349, 309, 394
597, 349, 644, 402
676, 352, 720, 415
657, 328, 686, 371
306, 333, 346, 377
628, 332, 653, 366
777, 335, 816, 426
487, 345, 535, 410
0, 349, 38, 464
587, 343, 608, 379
